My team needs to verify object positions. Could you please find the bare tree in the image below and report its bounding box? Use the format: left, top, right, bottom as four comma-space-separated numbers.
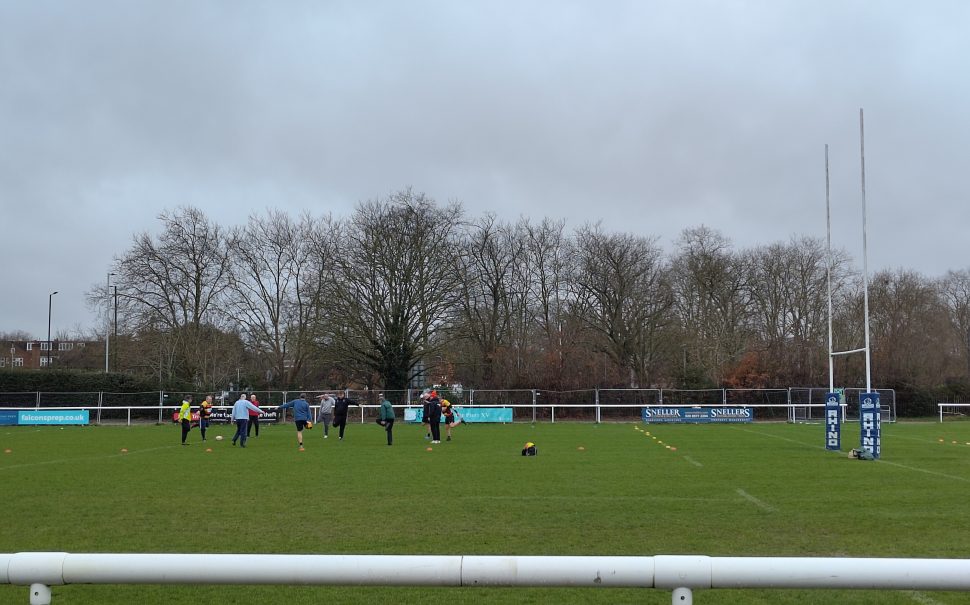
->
868, 269, 950, 387
939, 269, 970, 381
670, 226, 752, 385
106, 207, 232, 386
226, 211, 333, 388
570, 224, 673, 387
746, 237, 851, 384
520, 217, 580, 385
453, 214, 526, 384
326, 190, 463, 389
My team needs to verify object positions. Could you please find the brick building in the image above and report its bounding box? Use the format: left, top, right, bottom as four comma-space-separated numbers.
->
1, 339, 94, 370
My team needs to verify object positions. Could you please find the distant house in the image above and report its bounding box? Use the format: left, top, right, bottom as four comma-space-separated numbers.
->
1, 339, 93, 370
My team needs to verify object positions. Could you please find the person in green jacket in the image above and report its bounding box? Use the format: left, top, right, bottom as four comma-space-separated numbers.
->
378, 393, 395, 446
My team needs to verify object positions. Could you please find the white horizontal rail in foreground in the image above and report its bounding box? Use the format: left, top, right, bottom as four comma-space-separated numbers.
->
4, 553, 970, 604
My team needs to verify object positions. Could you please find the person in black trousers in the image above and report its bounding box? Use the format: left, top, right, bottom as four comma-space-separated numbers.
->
332, 394, 358, 441
426, 391, 442, 444
378, 393, 395, 446
247, 393, 262, 437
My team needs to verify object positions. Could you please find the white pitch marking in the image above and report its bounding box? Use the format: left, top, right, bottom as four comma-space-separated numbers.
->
875, 459, 970, 485
907, 591, 945, 605
682, 456, 703, 467
0, 445, 177, 473
736, 488, 776, 512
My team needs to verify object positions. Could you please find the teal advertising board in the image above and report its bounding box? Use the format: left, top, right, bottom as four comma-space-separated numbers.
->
17, 410, 90, 425
404, 407, 512, 423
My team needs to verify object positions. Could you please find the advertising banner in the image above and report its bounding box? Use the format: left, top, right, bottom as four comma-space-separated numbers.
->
0, 410, 18, 426
825, 392, 841, 451
17, 410, 90, 425
404, 406, 512, 423
859, 392, 881, 459
641, 407, 754, 424
171, 408, 279, 424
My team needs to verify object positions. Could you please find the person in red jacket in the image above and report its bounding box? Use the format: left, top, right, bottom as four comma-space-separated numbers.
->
247, 393, 262, 437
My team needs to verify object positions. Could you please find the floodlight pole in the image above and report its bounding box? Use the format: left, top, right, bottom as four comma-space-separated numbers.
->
113, 285, 118, 370
47, 291, 58, 369
104, 272, 114, 373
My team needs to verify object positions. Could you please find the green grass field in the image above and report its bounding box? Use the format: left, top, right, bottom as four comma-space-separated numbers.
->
2, 419, 970, 604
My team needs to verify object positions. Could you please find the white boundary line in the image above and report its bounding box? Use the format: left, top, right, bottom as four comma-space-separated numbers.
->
735, 488, 776, 512
0, 445, 178, 473
682, 456, 704, 467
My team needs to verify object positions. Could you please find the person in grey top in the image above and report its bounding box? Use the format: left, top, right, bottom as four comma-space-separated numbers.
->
316, 393, 335, 439
231, 393, 264, 448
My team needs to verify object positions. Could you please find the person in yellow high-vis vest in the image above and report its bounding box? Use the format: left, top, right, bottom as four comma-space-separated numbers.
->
179, 395, 194, 446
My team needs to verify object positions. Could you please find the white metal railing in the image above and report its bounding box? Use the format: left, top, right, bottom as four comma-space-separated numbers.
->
3, 553, 970, 604
0, 387, 898, 412
1, 403, 844, 426
938, 402, 970, 423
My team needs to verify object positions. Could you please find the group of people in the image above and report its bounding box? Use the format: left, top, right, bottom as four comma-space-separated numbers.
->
420, 390, 462, 443
274, 391, 394, 449
179, 389, 459, 449
311, 392, 361, 441
177, 392, 267, 447
231, 393, 264, 447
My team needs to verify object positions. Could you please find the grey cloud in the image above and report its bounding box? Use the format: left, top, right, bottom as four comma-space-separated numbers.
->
1, 0, 968, 337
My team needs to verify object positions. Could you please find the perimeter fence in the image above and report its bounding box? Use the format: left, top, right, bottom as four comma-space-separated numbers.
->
0, 387, 896, 426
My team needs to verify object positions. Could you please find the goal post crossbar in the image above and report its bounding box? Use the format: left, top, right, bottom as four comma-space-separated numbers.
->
831, 347, 867, 357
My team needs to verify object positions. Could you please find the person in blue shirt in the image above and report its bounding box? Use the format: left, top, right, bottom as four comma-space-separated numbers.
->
231, 393, 264, 448
280, 393, 312, 451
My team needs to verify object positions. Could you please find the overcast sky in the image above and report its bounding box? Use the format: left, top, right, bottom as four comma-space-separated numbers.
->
2, 0, 968, 339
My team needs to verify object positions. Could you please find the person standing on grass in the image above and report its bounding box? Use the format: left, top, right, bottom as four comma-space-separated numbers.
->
231, 393, 263, 448
178, 394, 194, 446
280, 392, 312, 451
332, 392, 358, 441
247, 393, 262, 438
441, 398, 461, 442
199, 394, 214, 442
420, 391, 432, 440
378, 392, 395, 445
426, 390, 443, 444
316, 393, 335, 439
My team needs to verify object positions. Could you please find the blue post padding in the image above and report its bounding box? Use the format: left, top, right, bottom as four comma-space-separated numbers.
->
825, 393, 841, 451
859, 392, 881, 459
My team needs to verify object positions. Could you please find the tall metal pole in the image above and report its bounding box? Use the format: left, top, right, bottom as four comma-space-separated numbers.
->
825, 144, 834, 393
859, 109, 872, 392
104, 272, 114, 373
47, 291, 58, 369
113, 285, 118, 371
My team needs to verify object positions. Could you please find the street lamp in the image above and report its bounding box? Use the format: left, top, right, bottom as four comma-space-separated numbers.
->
113, 285, 118, 371
47, 291, 58, 369
105, 272, 115, 373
